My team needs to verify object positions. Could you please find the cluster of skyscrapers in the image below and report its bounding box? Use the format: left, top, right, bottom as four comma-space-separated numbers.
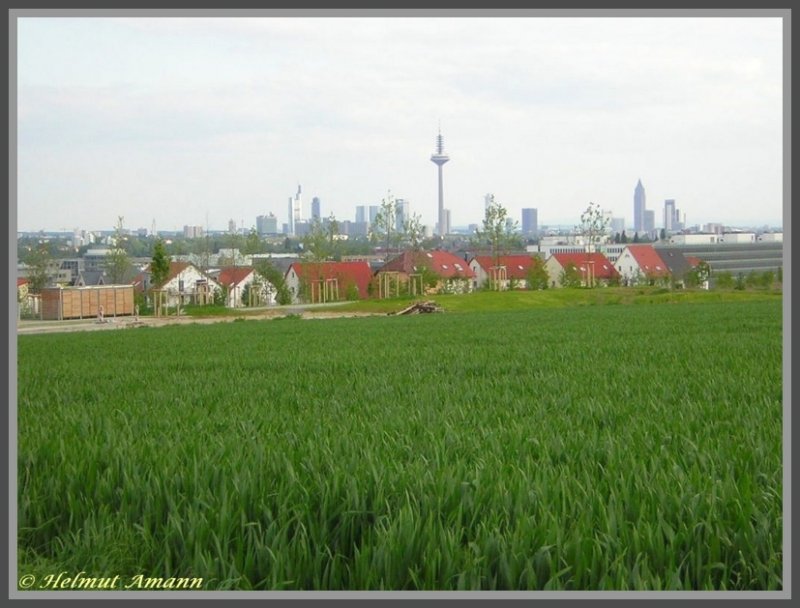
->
245, 132, 685, 242
633, 179, 685, 235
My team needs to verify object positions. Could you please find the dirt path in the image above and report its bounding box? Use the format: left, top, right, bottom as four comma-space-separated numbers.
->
16, 309, 384, 335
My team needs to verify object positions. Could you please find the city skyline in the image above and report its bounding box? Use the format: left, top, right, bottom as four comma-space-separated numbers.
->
16, 16, 784, 232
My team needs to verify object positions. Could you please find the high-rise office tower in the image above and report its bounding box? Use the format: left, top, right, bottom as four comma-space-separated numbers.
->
395, 198, 410, 231
521, 208, 538, 235
644, 210, 655, 233
368, 205, 380, 225
663, 199, 676, 231
430, 129, 450, 236
634, 179, 646, 232
355, 205, 367, 224
311, 197, 321, 221
257, 213, 278, 236
288, 184, 302, 235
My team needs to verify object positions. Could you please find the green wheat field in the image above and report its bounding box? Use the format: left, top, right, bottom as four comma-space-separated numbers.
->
17, 298, 783, 590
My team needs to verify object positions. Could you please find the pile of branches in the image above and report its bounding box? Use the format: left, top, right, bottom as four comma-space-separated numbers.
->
390, 300, 443, 316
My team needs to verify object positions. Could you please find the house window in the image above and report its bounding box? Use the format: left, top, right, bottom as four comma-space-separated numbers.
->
178, 279, 184, 292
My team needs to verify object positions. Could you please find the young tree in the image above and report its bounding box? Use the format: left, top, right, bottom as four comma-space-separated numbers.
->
254, 259, 291, 305
685, 261, 711, 288
23, 243, 53, 294
302, 215, 340, 299
105, 216, 132, 284
243, 227, 262, 256
526, 258, 549, 290
150, 238, 171, 287
759, 270, 775, 290
370, 192, 400, 256
402, 212, 426, 251
576, 202, 610, 252
560, 262, 583, 288
473, 195, 519, 273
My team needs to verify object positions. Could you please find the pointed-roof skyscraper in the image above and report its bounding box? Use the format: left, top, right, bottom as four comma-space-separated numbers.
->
633, 179, 646, 233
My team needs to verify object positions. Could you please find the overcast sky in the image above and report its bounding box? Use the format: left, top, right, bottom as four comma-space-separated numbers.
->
16, 15, 783, 233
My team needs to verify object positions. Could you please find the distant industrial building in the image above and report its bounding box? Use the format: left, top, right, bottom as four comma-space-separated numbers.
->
656, 232, 783, 277
183, 225, 204, 239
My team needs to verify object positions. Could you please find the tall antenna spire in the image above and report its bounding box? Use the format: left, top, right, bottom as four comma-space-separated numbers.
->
430, 125, 451, 237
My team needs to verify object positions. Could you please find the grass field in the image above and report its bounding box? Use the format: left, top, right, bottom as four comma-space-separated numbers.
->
16, 298, 783, 590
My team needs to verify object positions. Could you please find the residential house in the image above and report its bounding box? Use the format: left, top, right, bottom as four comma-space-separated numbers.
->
150, 261, 222, 308
614, 245, 671, 286
17, 277, 29, 301
16, 278, 36, 318
544, 252, 619, 288
73, 270, 108, 287
468, 254, 537, 290
285, 261, 372, 303
213, 266, 276, 307
377, 250, 476, 295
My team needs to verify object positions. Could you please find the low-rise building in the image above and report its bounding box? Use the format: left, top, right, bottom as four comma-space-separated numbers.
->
614, 245, 671, 286
285, 261, 372, 303
213, 266, 277, 307
468, 254, 537, 290
377, 250, 475, 295
150, 261, 222, 308
544, 252, 619, 288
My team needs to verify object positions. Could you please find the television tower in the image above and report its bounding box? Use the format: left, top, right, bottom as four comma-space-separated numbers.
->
430, 128, 450, 236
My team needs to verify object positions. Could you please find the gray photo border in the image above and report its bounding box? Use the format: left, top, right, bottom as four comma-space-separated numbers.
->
6, 6, 793, 604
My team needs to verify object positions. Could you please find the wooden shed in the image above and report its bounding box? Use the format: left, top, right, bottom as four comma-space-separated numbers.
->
40, 285, 135, 320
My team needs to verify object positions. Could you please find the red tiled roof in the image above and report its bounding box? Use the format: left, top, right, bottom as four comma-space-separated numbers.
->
624, 245, 670, 277
217, 266, 254, 288
686, 256, 703, 267
289, 261, 373, 298
471, 255, 537, 280
151, 261, 191, 288
550, 252, 619, 279
380, 250, 475, 279
17, 278, 29, 287
131, 272, 147, 292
